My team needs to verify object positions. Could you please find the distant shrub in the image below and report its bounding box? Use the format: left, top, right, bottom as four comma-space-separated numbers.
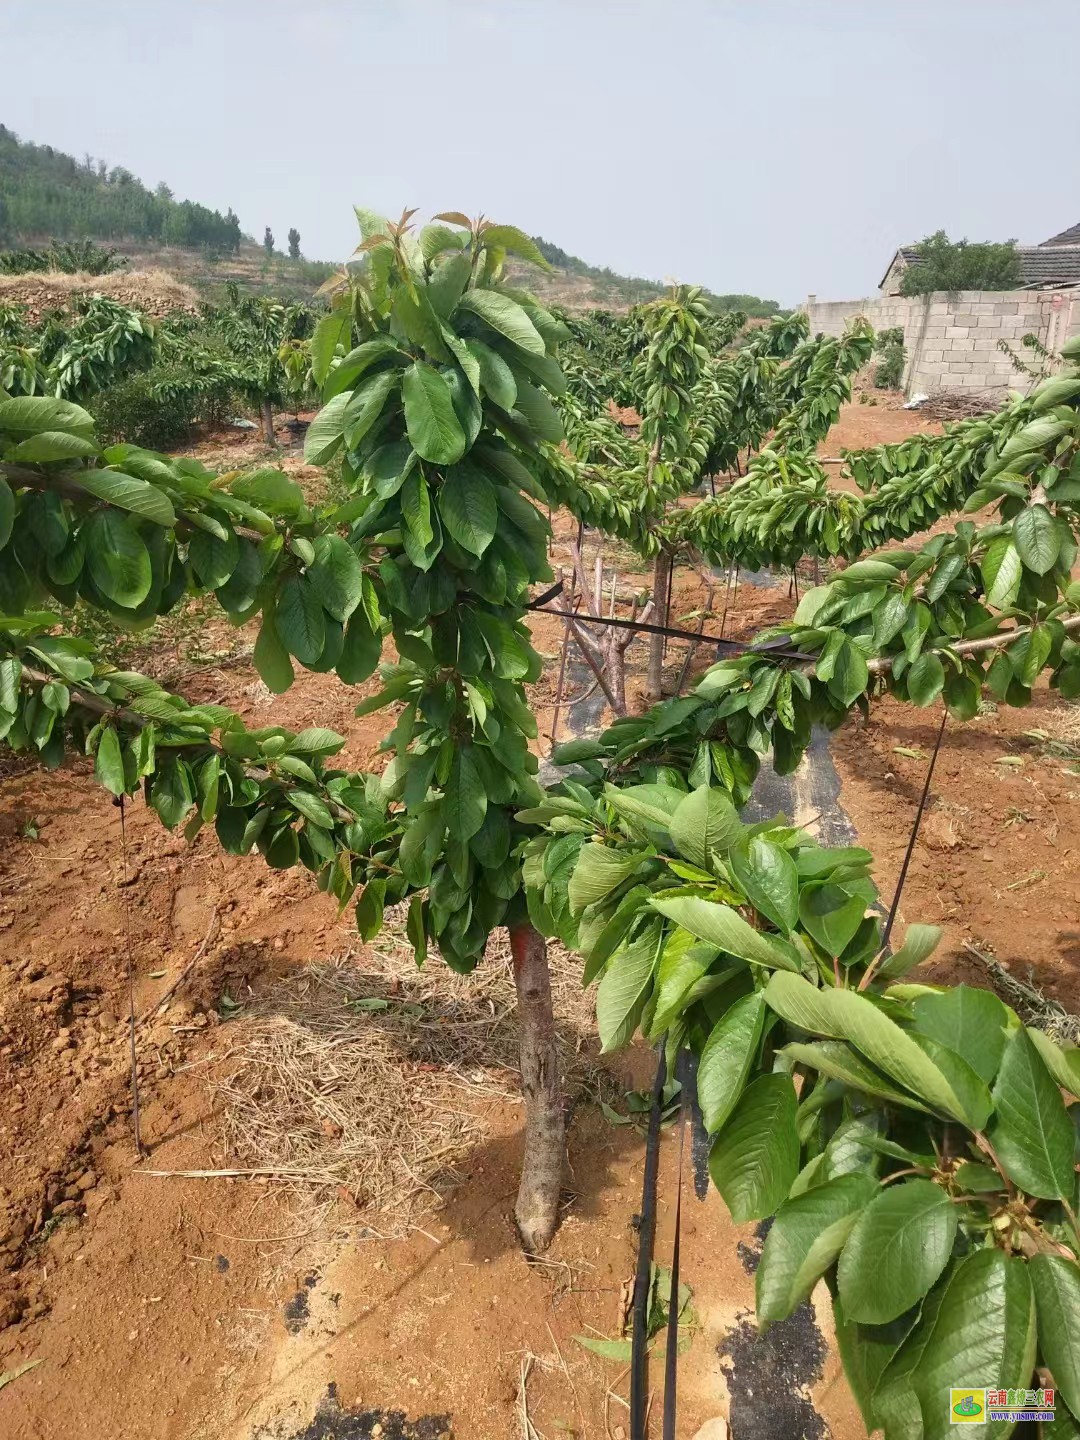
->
899, 231, 1021, 296
874, 325, 905, 389
90, 369, 201, 450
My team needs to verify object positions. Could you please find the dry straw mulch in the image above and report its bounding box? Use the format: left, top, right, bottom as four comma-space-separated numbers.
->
210, 919, 599, 1233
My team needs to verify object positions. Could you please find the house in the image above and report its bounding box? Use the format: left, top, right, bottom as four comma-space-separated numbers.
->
879, 226, 1080, 295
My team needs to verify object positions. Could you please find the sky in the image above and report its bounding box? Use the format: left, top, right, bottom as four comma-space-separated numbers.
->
4, 0, 1079, 306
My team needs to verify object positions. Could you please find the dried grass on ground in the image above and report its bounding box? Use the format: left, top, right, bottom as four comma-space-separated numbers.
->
210, 917, 599, 1233
0, 267, 199, 319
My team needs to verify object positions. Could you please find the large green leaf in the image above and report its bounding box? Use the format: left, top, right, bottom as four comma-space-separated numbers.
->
443, 745, 487, 841
833, 1297, 921, 1436
310, 311, 352, 386
730, 836, 798, 934
303, 391, 351, 465
0, 394, 95, 437
906, 651, 945, 707
10, 430, 99, 463
668, 785, 743, 868
276, 573, 326, 666
989, 1028, 1075, 1199
456, 290, 545, 357
437, 464, 498, 557
756, 1174, 877, 1325
780, 1040, 932, 1113
343, 370, 399, 449
596, 922, 661, 1052
402, 362, 467, 464
837, 1179, 957, 1325
85, 510, 152, 608
651, 896, 798, 971
188, 524, 239, 591
308, 534, 364, 622
764, 973, 991, 1128
252, 605, 294, 694
78, 469, 176, 527
912, 985, 1007, 1085
697, 992, 766, 1134
94, 724, 126, 798
1030, 1255, 1080, 1419
337, 609, 382, 685
1014, 503, 1061, 575
708, 1073, 799, 1222
982, 535, 1023, 610
912, 1250, 1036, 1440
567, 843, 642, 917
465, 339, 517, 410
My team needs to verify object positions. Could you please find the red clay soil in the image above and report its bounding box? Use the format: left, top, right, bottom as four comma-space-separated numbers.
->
1, 401, 1078, 1440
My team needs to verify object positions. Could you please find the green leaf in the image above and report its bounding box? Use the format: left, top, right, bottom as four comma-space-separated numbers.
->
456, 290, 545, 357
730, 836, 799, 934
406, 894, 428, 966
511, 379, 564, 443
151, 757, 194, 830
189, 524, 239, 591
276, 573, 325, 666
0, 477, 12, 549
567, 843, 641, 917
798, 883, 869, 957
911, 985, 1007, 1084
342, 369, 399, 448
481, 225, 550, 268
310, 311, 352, 386
290, 791, 334, 829
304, 391, 351, 465
757, 1174, 878, 1325
668, 785, 743, 868
85, 510, 152, 608
253, 606, 294, 694
780, 1040, 932, 1113
355, 881, 386, 941
911, 1250, 1036, 1440
982, 536, 1023, 610
697, 992, 766, 1134
444, 746, 487, 841
597, 922, 661, 1052
308, 534, 363, 622
1029, 1255, 1080, 1420
337, 609, 382, 685
465, 339, 517, 410
80, 468, 176, 526
829, 638, 869, 707
438, 464, 498, 556
650, 896, 799, 971
1026, 1028, 1080, 1099
906, 651, 945, 707
572, 1337, 633, 1363
289, 727, 346, 756
10, 430, 99, 463
988, 1027, 1075, 1199
837, 1179, 957, 1325
764, 973, 991, 1128
1014, 503, 1061, 575
94, 725, 126, 797
876, 923, 943, 981
0, 394, 96, 436
708, 1073, 800, 1223
216, 538, 262, 613
402, 362, 467, 465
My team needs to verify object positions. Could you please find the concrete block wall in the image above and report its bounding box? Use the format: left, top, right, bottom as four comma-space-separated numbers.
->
804, 289, 1080, 396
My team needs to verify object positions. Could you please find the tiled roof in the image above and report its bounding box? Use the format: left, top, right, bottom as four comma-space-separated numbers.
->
882, 244, 1080, 291
1040, 223, 1080, 247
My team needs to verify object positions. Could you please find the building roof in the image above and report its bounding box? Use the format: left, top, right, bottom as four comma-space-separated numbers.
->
881, 242, 1080, 292
1039, 222, 1080, 247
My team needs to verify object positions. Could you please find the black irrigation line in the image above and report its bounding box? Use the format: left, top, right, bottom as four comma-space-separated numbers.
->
662, 1068, 688, 1440
881, 706, 948, 948
527, 582, 814, 662
630, 1049, 667, 1440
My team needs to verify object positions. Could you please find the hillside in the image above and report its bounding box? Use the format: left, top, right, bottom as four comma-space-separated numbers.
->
0, 123, 781, 313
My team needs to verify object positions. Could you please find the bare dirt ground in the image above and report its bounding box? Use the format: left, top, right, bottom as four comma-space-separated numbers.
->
1, 400, 1077, 1439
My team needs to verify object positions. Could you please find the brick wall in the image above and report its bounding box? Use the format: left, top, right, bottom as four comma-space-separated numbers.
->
803, 289, 1080, 395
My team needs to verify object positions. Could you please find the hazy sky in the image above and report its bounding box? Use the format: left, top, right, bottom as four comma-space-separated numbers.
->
4, 0, 1079, 305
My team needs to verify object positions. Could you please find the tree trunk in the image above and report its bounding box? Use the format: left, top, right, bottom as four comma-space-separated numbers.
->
646, 546, 672, 703
508, 921, 565, 1253
260, 397, 275, 444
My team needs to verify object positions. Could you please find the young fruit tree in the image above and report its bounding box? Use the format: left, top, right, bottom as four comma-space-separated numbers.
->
4, 202, 1080, 1429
